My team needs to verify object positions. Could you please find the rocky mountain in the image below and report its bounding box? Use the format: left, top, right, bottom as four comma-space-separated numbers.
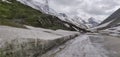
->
0, 0, 89, 32
17, 0, 66, 20
89, 8, 120, 30
69, 16, 88, 29
98, 8, 120, 29
0, 0, 74, 30
99, 8, 120, 25
17, 0, 89, 30
87, 17, 100, 28
17, 0, 56, 15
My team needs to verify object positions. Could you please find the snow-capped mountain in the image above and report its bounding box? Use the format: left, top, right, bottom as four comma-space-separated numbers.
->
17, 0, 57, 15
17, 0, 70, 21
17, 0, 89, 29
69, 16, 88, 29
88, 17, 100, 27
17, 0, 91, 29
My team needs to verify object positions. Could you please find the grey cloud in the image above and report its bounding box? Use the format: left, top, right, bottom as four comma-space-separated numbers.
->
100, 0, 119, 6
48, 0, 120, 20
78, 0, 120, 15
51, 0, 82, 6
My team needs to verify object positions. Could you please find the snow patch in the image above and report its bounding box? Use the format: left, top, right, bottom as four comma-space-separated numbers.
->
2, 0, 11, 3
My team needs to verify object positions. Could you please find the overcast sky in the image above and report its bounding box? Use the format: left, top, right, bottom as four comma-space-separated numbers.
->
46, 0, 120, 21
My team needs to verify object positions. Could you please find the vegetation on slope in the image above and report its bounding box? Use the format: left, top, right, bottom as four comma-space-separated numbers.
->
0, 0, 69, 30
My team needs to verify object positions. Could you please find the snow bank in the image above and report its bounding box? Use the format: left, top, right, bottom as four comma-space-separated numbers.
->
0, 25, 79, 57
99, 26, 120, 37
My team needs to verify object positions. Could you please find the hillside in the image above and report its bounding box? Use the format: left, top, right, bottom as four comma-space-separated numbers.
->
0, 0, 69, 30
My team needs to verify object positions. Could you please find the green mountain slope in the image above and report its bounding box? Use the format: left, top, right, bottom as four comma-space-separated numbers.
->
0, 0, 69, 30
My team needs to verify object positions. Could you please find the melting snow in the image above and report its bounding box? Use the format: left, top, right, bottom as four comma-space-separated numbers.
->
41, 35, 109, 57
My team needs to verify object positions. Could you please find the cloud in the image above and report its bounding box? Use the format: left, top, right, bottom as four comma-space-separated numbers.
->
48, 0, 120, 21
50, 0, 82, 6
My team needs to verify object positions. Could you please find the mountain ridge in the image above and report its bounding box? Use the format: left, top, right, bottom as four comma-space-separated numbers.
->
0, 0, 70, 30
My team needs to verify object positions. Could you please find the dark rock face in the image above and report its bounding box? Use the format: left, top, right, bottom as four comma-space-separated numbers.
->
99, 8, 120, 25
98, 8, 120, 30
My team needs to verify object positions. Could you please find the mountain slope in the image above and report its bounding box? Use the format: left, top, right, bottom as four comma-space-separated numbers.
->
99, 8, 120, 25
89, 8, 120, 30
17, 0, 90, 31
0, 0, 69, 30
